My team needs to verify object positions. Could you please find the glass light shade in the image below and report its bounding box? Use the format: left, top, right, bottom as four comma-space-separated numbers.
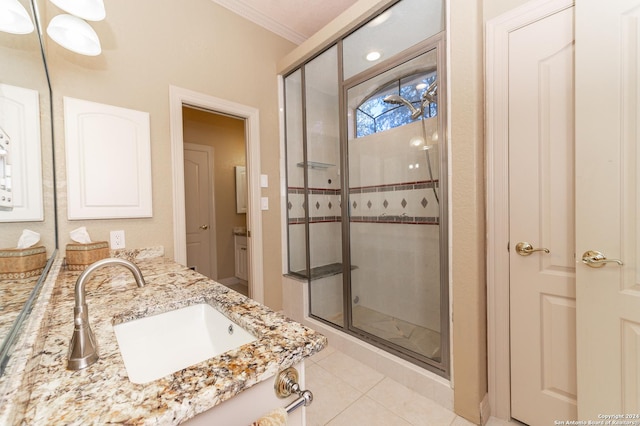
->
0, 0, 34, 34
47, 14, 101, 56
49, 0, 105, 21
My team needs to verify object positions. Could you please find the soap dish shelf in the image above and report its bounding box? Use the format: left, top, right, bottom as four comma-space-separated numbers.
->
296, 161, 334, 170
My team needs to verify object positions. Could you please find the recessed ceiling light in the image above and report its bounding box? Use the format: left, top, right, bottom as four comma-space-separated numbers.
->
366, 51, 381, 61
410, 137, 424, 147
367, 11, 391, 27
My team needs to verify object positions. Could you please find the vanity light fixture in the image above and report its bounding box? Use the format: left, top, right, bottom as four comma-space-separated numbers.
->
0, 0, 35, 34
46, 14, 101, 56
46, 0, 104, 55
49, 0, 105, 21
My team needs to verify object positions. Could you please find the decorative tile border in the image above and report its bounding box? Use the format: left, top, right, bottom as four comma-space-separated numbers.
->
287, 179, 440, 225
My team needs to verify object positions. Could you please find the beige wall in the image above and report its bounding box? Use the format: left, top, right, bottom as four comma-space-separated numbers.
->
46, 0, 294, 310
182, 108, 247, 280
449, 0, 486, 422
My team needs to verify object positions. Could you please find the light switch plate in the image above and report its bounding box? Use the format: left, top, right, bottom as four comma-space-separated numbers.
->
261, 197, 269, 210
260, 174, 268, 188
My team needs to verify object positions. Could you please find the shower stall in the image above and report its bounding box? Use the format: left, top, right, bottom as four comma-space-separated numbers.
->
284, 0, 447, 377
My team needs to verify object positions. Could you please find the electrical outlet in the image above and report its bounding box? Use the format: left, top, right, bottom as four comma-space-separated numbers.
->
110, 230, 125, 249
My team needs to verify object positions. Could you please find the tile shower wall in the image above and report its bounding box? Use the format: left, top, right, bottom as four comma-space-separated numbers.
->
350, 223, 441, 331
287, 119, 441, 331
349, 119, 441, 332
287, 221, 342, 274
286, 75, 342, 275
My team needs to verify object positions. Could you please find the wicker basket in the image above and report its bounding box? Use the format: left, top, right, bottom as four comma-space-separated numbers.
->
0, 246, 47, 280
66, 241, 110, 271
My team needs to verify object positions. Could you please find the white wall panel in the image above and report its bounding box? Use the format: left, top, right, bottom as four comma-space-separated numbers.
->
64, 97, 152, 219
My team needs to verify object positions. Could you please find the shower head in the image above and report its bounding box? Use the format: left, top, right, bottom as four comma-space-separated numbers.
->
421, 81, 438, 104
383, 94, 423, 119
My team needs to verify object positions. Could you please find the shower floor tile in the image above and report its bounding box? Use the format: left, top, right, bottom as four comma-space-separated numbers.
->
352, 305, 441, 361
324, 305, 441, 361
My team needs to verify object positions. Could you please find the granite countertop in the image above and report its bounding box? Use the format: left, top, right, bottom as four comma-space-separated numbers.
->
0, 275, 39, 342
12, 255, 326, 425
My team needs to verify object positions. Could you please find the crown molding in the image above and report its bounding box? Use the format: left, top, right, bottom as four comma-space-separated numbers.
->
210, 0, 306, 45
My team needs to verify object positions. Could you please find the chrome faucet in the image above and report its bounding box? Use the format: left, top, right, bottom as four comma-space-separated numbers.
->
67, 258, 146, 371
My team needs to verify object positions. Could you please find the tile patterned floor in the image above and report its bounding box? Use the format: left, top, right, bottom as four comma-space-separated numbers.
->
304, 345, 475, 426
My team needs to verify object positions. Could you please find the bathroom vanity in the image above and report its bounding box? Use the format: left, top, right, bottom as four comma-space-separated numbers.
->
0, 250, 326, 425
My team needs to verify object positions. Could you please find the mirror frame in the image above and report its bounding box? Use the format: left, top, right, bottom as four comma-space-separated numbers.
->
0, 0, 58, 376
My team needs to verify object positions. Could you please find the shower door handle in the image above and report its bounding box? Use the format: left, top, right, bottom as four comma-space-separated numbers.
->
515, 242, 550, 256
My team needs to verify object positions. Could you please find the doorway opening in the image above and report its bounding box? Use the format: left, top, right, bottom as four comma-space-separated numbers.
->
169, 85, 264, 303
182, 108, 248, 295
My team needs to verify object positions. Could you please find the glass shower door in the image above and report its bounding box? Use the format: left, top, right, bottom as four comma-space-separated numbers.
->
346, 48, 446, 367
284, 46, 343, 328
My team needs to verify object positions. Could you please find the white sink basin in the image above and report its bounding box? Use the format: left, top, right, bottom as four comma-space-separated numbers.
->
113, 303, 257, 384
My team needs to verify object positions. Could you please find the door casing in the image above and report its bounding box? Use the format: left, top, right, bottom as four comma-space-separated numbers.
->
169, 85, 264, 303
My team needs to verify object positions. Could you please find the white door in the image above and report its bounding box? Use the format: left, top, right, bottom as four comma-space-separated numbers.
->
576, 0, 640, 418
184, 143, 217, 278
508, 6, 577, 425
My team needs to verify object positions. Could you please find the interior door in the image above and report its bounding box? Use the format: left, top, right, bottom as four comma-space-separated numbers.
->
508, 6, 577, 425
575, 0, 640, 417
184, 143, 216, 278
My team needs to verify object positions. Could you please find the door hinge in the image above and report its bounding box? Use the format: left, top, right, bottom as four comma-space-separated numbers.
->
247, 230, 251, 238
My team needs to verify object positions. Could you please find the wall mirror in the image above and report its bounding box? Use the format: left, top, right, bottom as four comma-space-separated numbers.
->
235, 165, 247, 214
0, 0, 57, 375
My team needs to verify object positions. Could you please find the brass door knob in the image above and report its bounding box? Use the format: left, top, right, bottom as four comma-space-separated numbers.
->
581, 250, 623, 268
515, 242, 550, 256
200, 225, 209, 230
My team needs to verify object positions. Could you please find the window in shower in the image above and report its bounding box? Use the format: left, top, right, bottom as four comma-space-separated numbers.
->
355, 72, 437, 138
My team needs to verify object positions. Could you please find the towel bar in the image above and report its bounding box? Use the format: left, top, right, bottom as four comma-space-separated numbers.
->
274, 367, 313, 414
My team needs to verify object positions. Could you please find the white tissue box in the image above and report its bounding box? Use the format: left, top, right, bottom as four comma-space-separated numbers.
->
66, 241, 109, 271
0, 246, 47, 280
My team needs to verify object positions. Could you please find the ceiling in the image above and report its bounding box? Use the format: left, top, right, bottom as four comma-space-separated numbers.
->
210, 0, 359, 45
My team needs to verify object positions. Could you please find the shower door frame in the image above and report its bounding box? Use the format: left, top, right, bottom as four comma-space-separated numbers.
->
338, 34, 450, 377
282, 31, 450, 378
